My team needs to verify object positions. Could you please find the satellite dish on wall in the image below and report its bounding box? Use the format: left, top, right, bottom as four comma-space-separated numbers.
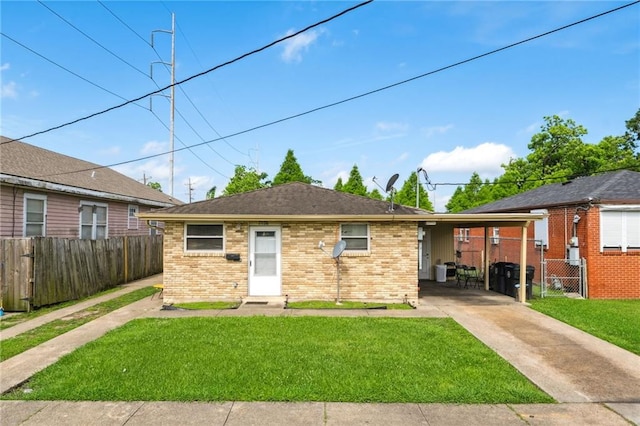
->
331, 240, 347, 305
332, 240, 347, 259
385, 173, 399, 193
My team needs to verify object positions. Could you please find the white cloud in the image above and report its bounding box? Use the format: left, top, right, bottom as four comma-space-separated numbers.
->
420, 142, 515, 175
375, 121, 409, 134
140, 140, 168, 155
99, 146, 121, 156
0, 63, 9, 71
421, 124, 454, 139
2, 81, 18, 99
185, 175, 213, 190
281, 29, 323, 63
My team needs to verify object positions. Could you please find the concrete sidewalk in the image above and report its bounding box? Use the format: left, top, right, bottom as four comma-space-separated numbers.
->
1, 400, 635, 426
1, 276, 639, 425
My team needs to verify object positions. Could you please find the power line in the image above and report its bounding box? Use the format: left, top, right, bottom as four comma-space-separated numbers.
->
37, 0, 148, 77
95, 3, 234, 177
0, 32, 147, 109
167, 2, 250, 158
25, 1, 638, 179
97, 0, 150, 46
148, 109, 230, 179
4, 0, 374, 144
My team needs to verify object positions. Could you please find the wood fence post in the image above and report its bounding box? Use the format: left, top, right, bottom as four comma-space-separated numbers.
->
124, 235, 128, 284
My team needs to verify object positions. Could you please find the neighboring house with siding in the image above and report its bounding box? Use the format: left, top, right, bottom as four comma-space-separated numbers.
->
138, 182, 543, 304
462, 170, 640, 299
0, 137, 181, 238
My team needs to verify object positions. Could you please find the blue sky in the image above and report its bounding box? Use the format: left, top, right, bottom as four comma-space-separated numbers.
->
1, 1, 638, 209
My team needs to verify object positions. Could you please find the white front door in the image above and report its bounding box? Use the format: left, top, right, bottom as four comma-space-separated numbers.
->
418, 227, 432, 280
249, 226, 281, 296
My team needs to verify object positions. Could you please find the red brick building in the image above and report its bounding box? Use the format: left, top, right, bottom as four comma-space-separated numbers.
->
463, 170, 640, 299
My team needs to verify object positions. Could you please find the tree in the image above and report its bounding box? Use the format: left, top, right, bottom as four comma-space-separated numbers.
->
445, 172, 493, 212
223, 165, 269, 196
206, 186, 217, 199
624, 108, 640, 146
526, 115, 587, 181
369, 188, 384, 200
272, 149, 319, 186
341, 165, 368, 196
394, 171, 433, 210
147, 181, 162, 192
333, 177, 344, 192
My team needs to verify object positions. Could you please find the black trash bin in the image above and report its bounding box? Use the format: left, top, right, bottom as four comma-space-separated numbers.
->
504, 263, 517, 297
492, 262, 514, 295
511, 264, 535, 300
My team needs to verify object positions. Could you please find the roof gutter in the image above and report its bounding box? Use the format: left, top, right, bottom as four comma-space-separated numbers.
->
1, 174, 176, 208
137, 212, 547, 225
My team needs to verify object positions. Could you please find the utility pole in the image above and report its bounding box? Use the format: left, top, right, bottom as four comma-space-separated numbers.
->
151, 13, 176, 197
141, 172, 152, 185
186, 178, 194, 203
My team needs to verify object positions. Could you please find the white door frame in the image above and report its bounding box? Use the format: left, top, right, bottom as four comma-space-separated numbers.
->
418, 227, 432, 280
248, 226, 282, 296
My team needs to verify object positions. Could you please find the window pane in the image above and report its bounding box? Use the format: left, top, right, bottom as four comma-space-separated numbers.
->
341, 224, 367, 237
255, 253, 277, 275
81, 208, 93, 225
628, 211, 640, 248
186, 238, 223, 251
345, 238, 368, 250
26, 199, 44, 214
96, 226, 107, 239
26, 211, 44, 223
187, 224, 223, 236
25, 224, 43, 237
96, 206, 107, 224
601, 211, 623, 247
81, 225, 92, 239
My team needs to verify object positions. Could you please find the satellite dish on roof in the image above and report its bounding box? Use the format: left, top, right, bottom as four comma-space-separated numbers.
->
385, 173, 400, 212
385, 173, 399, 193
332, 240, 347, 259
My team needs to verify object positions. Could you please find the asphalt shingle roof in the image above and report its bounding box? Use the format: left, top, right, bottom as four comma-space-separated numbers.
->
465, 170, 640, 213
153, 182, 427, 216
0, 137, 181, 206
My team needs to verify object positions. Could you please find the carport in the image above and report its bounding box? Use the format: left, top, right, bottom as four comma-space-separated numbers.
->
417, 212, 547, 303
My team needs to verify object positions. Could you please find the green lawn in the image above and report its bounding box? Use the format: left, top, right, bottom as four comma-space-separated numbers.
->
4, 316, 553, 403
530, 298, 640, 355
0, 287, 157, 362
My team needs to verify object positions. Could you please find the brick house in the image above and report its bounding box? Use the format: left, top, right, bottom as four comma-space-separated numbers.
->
0, 137, 181, 238
463, 170, 640, 299
139, 182, 544, 304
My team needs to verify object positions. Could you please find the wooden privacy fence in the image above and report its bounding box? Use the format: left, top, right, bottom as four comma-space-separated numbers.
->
0, 235, 163, 311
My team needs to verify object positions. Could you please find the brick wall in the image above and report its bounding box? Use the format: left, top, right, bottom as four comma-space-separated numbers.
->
582, 206, 640, 299
162, 221, 419, 304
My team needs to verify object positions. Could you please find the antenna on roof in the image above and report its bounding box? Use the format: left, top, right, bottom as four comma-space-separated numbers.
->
385, 173, 399, 212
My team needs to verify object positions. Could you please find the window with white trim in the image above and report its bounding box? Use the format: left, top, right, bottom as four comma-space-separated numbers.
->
340, 224, 369, 251
491, 227, 500, 245
128, 205, 139, 229
80, 202, 108, 239
24, 193, 47, 237
531, 209, 549, 247
457, 228, 470, 242
600, 208, 640, 252
185, 224, 224, 252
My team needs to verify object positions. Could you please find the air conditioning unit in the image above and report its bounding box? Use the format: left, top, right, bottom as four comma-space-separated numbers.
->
490, 237, 500, 245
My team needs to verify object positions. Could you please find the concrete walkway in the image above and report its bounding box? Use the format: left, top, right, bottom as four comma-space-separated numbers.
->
1, 277, 639, 425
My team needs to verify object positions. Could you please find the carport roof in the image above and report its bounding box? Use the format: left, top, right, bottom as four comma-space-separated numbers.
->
138, 182, 544, 226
